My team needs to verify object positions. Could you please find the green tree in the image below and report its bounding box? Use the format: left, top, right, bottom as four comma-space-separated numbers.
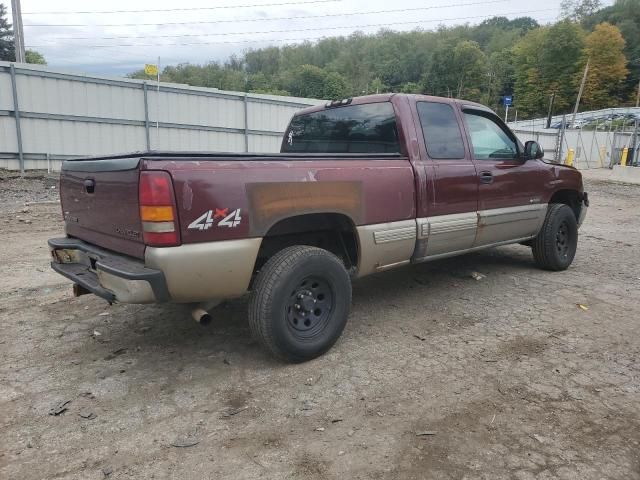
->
561, 0, 602, 21
487, 50, 515, 108
323, 71, 348, 99
284, 64, 348, 99
283, 64, 327, 98
369, 77, 386, 94
425, 40, 487, 100
0, 2, 14, 61
513, 28, 550, 115
540, 21, 586, 112
580, 22, 628, 109
25, 49, 46, 64
514, 21, 586, 116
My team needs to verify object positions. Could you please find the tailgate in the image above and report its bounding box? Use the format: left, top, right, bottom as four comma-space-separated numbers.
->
60, 157, 145, 259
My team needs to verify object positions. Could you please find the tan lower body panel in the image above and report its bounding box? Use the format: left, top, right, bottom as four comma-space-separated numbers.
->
415, 211, 477, 257
145, 238, 262, 303
356, 220, 416, 277
413, 204, 548, 263
475, 204, 547, 246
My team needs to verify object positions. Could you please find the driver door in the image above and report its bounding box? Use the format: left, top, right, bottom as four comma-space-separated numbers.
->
461, 108, 547, 246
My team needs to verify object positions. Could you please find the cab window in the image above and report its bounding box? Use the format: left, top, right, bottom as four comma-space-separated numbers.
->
463, 111, 518, 160
282, 102, 400, 154
417, 102, 465, 159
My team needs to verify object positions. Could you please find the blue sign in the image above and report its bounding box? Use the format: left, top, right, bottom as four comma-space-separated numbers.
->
503, 95, 513, 107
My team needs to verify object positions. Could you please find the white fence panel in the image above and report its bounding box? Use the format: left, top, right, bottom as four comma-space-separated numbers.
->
0, 62, 322, 171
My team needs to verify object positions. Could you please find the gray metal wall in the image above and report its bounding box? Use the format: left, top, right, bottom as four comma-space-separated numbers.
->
0, 62, 322, 172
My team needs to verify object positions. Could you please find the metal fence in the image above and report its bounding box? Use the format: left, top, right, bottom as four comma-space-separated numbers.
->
513, 124, 639, 169
0, 62, 322, 172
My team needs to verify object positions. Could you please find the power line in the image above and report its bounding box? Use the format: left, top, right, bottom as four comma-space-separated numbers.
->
26, 9, 558, 48
24, 0, 513, 27
22, 0, 339, 15
28, 8, 556, 44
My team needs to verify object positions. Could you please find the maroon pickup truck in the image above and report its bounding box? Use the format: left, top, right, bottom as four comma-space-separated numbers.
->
49, 94, 588, 362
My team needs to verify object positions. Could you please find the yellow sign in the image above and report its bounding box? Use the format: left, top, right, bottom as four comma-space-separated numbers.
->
144, 64, 158, 76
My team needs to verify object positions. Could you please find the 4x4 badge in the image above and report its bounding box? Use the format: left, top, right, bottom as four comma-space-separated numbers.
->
188, 209, 242, 231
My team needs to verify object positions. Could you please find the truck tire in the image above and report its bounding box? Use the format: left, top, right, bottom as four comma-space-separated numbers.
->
248, 245, 351, 362
532, 203, 578, 271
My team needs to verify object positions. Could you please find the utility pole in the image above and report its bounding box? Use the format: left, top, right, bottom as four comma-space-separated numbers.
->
571, 59, 589, 128
546, 92, 556, 129
10, 0, 26, 63
631, 79, 639, 166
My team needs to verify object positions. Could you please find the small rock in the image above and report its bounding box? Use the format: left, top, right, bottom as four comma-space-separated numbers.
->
338, 450, 345, 456
532, 434, 549, 444
78, 411, 97, 420
470, 271, 486, 281
98, 312, 110, 317
347, 429, 355, 437
102, 466, 113, 476
49, 399, 71, 416
314, 427, 325, 432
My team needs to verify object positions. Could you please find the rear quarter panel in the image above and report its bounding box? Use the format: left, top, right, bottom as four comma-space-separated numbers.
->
144, 158, 416, 243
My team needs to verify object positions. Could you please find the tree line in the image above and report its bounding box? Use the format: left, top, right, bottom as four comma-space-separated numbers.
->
129, 0, 639, 119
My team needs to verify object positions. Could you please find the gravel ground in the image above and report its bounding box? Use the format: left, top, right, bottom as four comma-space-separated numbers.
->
0, 173, 639, 479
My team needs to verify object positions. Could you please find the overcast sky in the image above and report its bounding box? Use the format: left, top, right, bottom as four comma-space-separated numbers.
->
6, 0, 607, 76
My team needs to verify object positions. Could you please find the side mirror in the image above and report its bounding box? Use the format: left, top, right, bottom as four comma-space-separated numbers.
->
524, 140, 544, 160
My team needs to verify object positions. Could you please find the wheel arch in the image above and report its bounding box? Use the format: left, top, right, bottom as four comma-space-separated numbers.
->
549, 189, 582, 221
251, 212, 359, 280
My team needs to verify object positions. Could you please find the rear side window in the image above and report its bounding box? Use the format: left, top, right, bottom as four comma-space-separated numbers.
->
282, 102, 400, 154
417, 102, 465, 159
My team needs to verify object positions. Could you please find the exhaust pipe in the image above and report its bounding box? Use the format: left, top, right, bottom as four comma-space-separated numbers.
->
190, 300, 220, 326
192, 308, 212, 325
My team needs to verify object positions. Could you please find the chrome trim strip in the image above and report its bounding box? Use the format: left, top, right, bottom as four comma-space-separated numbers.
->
374, 226, 416, 244
478, 204, 546, 225
429, 217, 478, 234
414, 212, 478, 257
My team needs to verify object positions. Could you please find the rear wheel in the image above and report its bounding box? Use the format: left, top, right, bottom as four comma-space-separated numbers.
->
532, 204, 578, 271
248, 246, 351, 362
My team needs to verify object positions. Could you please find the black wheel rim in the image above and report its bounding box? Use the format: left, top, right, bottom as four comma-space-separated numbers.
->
556, 220, 570, 258
285, 276, 334, 340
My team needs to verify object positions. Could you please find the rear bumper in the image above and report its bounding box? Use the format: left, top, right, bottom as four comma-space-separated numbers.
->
49, 236, 262, 304
48, 237, 170, 304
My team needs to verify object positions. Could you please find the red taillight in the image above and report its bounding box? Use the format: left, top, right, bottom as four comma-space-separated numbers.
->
139, 171, 180, 247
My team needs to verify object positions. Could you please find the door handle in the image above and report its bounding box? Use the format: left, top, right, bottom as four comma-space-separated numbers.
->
479, 171, 493, 184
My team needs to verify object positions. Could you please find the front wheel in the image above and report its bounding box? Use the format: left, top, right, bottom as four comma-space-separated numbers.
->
532, 204, 578, 271
248, 246, 351, 362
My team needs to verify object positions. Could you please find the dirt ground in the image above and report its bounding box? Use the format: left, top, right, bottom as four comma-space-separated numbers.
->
1, 171, 639, 480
